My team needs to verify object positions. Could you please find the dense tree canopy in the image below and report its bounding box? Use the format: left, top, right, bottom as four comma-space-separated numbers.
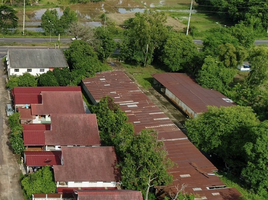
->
41, 7, 77, 36
120, 10, 169, 66
197, 56, 236, 92
21, 166, 56, 199
185, 106, 259, 170
0, 5, 18, 33
64, 40, 109, 84
90, 96, 174, 200
160, 32, 198, 72
7, 73, 37, 90
94, 27, 116, 61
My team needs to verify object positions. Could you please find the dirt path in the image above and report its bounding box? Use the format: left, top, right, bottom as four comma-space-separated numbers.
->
0, 61, 23, 200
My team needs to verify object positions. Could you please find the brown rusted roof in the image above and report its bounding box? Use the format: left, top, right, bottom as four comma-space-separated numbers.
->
82, 71, 242, 200
31, 91, 85, 115
152, 73, 235, 114
76, 190, 143, 200
45, 114, 100, 146
53, 146, 119, 182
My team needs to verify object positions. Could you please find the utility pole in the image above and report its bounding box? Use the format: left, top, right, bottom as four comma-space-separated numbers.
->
22, 0, 25, 35
186, 0, 194, 36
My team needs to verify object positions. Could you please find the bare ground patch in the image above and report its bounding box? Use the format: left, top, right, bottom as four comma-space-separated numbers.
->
107, 13, 186, 31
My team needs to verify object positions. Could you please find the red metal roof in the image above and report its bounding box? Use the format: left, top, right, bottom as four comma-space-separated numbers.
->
45, 114, 100, 146
12, 86, 81, 105
152, 73, 235, 114
76, 190, 143, 200
53, 147, 119, 182
24, 151, 61, 166
23, 124, 50, 130
82, 71, 242, 200
23, 130, 45, 146
31, 91, 85, 115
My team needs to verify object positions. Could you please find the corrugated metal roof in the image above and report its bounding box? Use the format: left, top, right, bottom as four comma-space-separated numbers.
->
22, 124, 50, 130
82, 71, 241, 200
53, 147, 119, 182
12, 86, 81, 105
152, 73, 235, 114
76, 190, 143, 200
45, 114, 100, 146
8, 49, 68, 69
24, 151, 61, 166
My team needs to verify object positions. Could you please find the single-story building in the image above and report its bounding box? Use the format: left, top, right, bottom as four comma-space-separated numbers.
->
53, 146, 120, 192
18, 91, 85, 124
152, 73, 235, 118
12, 86, 81, 110
6, 49, 68, 76
23, 114, 100, 151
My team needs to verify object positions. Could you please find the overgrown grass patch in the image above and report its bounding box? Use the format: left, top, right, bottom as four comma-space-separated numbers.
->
218, 172, 268, 200
124, 64, 165, 89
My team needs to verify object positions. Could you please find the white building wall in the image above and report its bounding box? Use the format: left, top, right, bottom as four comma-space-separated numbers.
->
9, 68, 50, 77
57, 181, 117, 188
165, 88, 197, 118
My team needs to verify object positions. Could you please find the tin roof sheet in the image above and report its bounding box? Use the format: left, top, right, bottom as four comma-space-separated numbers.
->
152, 73, 235, 114
82, 71, 241, 200
24, 151, 61, 166
23, 130, 45, 146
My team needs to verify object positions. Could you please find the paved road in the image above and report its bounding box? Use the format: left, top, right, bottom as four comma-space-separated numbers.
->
1, 37, 268, 45
0, 37, 71, 44
0, 60, 23, 199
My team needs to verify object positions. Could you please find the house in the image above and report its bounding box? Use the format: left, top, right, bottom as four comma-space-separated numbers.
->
32, 193, 74, 200
53, 146, 120, 193
23, 114, 101, 151
6, 49, 68, 76
81, 71, 242, 200
18, 91, 85, 124
75, 190, 143, 200
152, 73, 235, 118
12, 86, 81, 110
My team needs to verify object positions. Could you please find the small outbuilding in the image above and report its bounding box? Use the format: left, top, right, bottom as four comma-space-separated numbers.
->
6, 49, 68, 76
152, 73, 235, 118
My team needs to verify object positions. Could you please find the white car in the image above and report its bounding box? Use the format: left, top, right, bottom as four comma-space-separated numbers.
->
238, 64, 251, 71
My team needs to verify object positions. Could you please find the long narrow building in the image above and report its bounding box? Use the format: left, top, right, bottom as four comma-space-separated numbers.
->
82, 71, 241, 200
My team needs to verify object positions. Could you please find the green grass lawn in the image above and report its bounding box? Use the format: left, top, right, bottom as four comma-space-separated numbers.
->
124, 64, 165, 89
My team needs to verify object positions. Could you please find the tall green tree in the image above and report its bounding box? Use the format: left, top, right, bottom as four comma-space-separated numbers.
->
120, 130, 173, 200
247, 46, 268, 86
53, 67, 71, 86
197, 56, 236, 92
41, 9, 60, 36
64, 40, 107, 79
94, 27, 116, 62
0, 5, 18, 33
120, 10, 169, 66
160, 32, 198, 72
89, 96, 133, 147
41, 7, 77, 36
185, 106, 259, 170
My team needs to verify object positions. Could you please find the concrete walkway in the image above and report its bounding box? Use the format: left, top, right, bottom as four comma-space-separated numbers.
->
0, 61, 24, 199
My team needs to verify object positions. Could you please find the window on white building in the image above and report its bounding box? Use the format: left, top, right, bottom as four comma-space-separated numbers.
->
27, 69, 32, 72
14, 69, 19, 72
40, 69, 44, 72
